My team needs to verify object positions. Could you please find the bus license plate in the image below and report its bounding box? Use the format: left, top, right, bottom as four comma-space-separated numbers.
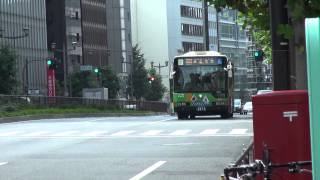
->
196, 107, 206, 111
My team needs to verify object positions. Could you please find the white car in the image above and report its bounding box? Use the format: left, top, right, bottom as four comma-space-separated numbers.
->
241, 102, 252, 115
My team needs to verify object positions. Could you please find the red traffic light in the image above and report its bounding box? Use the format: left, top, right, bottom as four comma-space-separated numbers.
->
148, 76, 155, 83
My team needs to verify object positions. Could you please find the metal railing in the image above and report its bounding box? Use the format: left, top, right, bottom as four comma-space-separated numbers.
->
221, 141, 254, 180
0, 95, 169, 113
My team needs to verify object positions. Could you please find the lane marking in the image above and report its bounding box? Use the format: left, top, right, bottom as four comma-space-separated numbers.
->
111, 130, 136, 136
50, 131, 79, 137
129, 161, 166, 180
199, 129, 220, 135
229, 129, 248, 134
162, 143, 199, 146
0, 131, 23, 137
169, 130, 191, 136
147, 117, 176, 125
140, 130, 163, 136
80, 131, 107, 137
21, 131, 50, 137
0, 162, 8, 166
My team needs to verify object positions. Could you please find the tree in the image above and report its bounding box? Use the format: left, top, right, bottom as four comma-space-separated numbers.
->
70, 71, 98, 97
0, 46, 17, 94
70, 67, 120, 98
144, 69, 166, 101
101, 67, 120, 99
128, 44, 149, 100
208, 0, 320, 89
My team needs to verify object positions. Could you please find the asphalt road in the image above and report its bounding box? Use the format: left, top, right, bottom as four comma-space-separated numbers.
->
0, 114, 253, 180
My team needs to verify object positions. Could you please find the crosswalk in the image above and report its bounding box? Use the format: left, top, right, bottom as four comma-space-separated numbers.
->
0, 128, 252, 138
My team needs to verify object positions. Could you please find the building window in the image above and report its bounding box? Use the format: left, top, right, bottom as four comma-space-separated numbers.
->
182, 42, 204, 52
180, 5, 203, 19
181, 23, 203, 37
219, 23, 235, 39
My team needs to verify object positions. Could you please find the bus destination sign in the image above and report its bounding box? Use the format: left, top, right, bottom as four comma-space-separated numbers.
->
178, 57, 225, 66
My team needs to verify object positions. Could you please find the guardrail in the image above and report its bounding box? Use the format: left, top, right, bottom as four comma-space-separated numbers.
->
221, 141, 254, 180
0, 95, 169, 113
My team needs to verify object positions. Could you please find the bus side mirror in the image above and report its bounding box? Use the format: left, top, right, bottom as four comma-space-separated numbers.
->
170, 71, 176, 78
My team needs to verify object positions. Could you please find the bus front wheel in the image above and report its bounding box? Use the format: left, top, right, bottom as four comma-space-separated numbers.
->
221, 112, 233, 119
177, 111, 188, 120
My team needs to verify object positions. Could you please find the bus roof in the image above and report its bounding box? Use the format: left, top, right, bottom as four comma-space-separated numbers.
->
174, 51, 227, 59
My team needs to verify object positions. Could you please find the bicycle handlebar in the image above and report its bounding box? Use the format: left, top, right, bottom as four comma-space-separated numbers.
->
224, 160, 312, 180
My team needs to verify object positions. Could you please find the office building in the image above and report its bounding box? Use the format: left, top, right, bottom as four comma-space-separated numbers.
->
0, 0, 48, 95
106, 0, 133, 98
131, 0, 249, 95
81, 0, 108, 68
46, 0, 83, 96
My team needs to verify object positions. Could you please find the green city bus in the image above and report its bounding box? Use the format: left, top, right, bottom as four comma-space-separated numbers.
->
172, 51, 234, 119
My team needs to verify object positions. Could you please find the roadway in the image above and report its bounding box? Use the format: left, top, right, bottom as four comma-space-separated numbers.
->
0, 114, 253, 180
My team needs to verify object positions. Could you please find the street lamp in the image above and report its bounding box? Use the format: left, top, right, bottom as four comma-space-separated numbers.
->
150, 61, 169, 75
0, 27, 30, 40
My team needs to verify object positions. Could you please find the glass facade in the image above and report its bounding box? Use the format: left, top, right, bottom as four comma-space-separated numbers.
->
0, 0, 48, 95
216, 9, 249, 100
82, 0, 108, 68
179, 2, 249, 100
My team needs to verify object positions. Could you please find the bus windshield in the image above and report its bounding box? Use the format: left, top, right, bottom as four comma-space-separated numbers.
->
173, 57, 227, 93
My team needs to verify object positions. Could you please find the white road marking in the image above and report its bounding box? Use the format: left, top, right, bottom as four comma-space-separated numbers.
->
140, 130, 163, 136
129, 161, 166, 180
80, 131, 107, 137
229, 129, 248, 134
0, 131, 22, 137
199, 129, 220, 135
111, 130, 136, 136
50, 131, 79, 137
21, 131, 50, 137
169, 130, 191, 136
0, 162, 8, 166
147, 117, 176, 125
162, 143, 199, 146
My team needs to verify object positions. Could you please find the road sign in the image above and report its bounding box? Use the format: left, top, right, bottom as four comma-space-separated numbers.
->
80, 65, 93, 71
28, 89, 40, 95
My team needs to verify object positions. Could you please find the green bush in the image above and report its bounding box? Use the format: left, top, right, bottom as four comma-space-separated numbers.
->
0, 104, 21, 112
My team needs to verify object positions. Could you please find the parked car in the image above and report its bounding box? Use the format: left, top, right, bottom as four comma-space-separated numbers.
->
241, 101, 252, 115
233, 99, 242, 113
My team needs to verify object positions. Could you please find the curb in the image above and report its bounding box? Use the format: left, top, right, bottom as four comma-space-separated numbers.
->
0, 112, 168, 124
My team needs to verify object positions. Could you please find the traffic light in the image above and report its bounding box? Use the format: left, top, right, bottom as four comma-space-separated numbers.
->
254, 49, 264, 61
93, 67, 101, 80
94, 68, 99, 74
47, 58, 57, 69
148, 76, 155, 83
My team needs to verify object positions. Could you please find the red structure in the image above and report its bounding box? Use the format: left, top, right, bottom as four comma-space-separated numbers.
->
47, 68, 56, 97
252, 90, 312, 180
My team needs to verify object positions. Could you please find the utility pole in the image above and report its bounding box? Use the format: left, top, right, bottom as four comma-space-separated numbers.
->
203, 0, 209, 51
62, 42, 68, 96
269, 0, 290, 90
216, 8, 220, 52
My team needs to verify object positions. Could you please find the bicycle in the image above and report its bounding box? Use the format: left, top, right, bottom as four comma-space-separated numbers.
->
222, 146, 312, 180
223, 159, 312, 180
